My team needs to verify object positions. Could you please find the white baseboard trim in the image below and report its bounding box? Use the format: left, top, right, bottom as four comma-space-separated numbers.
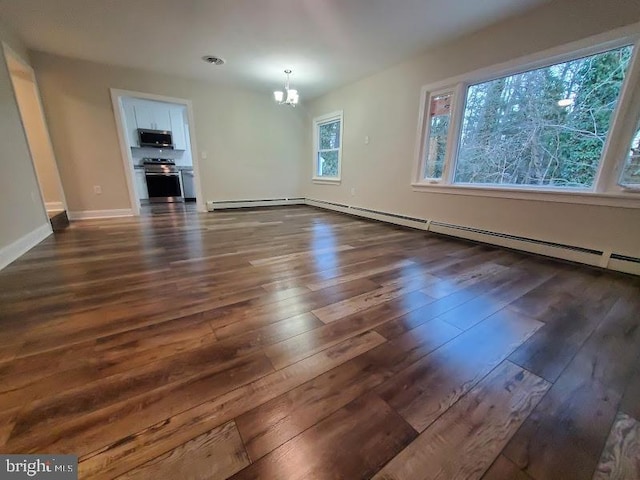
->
45, 201, 64, 211
207, 198, 305, 211
305, 198, 639, 276
0, 223, 52, 271
608, 256, 640, 276
304, 199, 430, 231
429, 222, 603, 267
68, 209, 134, 220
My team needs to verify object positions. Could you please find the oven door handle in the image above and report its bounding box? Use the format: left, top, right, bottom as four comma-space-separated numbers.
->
145, 172, 179, 176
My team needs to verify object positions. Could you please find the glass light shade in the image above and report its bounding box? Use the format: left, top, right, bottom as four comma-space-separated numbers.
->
274, 91, 284, 102
287, 89, 299, 104
557, 98, 574, 107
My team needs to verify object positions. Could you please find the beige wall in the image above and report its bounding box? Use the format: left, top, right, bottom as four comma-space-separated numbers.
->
31, 52, 308, 212
0, 22, 49, 252
305, 0, 640, 257
8, 61, 65, 210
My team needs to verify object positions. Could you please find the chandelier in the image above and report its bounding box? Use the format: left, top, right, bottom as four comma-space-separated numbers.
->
273, 69, 299, 106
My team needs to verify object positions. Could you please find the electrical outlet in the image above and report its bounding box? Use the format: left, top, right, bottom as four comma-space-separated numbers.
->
93, 185, 102, 194
351, 187, 356, 196
364, 136, 370, 145
201, 151, 208, 159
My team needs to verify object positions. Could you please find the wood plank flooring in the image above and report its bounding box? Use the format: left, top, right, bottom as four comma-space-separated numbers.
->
0, 204, 638, 479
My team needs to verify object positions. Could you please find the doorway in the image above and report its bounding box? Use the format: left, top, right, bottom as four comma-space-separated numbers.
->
4, 45, 69, 230
110, 89, 205, 215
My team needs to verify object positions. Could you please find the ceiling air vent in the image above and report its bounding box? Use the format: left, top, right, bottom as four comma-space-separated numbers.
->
202, 55, 225, 66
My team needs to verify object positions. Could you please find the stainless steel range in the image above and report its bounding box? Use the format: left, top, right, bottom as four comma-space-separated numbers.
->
143, 158, 183, 203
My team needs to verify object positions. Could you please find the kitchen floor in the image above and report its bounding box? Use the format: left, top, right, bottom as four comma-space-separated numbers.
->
140, 201, 198, 216
0, 205, 638, 479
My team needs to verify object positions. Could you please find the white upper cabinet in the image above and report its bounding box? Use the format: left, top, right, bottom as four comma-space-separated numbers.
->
123, 102, 139, 147
132, 103, 154, 130
124, 98, 187, 150
169, 106, 187, 151
133, 102, 172, 131
154, 109, 172, 131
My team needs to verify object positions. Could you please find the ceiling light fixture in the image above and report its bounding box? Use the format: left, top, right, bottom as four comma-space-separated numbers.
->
274, 69, 299, 106
557, 98, 574, 107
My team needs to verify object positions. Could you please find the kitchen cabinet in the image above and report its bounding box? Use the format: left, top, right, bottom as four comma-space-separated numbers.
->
133, 102, 172, 131
181, 169, 196, 200
134, 169, 148, 200
123, 102, 139, 147
169, 107, 187, 150
123, 98, 187, 150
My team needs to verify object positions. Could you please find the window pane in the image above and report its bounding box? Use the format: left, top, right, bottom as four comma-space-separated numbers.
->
319, 121, 340, 150
620, 121, 640, 186
455, 45, 633, 188
318, 151, 339, 177
424, 93, 452, 179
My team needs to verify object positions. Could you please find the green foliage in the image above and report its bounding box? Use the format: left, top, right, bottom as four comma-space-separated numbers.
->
455, 46, 633, 188
621, 124, 640, 185
318, 120, 340, 177
425, 115, 449, 178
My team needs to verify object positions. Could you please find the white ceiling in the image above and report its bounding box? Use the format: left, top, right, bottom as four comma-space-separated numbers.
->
0, 0, 548, 98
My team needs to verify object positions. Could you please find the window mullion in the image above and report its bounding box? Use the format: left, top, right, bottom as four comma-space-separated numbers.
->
420, 93, 434, 180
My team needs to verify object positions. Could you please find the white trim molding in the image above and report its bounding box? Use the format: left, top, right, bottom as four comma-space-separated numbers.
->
0, 223, 52, 271
68, 209, 134, 220
3, 43, 70, 216
45, 201, 65, 211
410, 183, 640, 209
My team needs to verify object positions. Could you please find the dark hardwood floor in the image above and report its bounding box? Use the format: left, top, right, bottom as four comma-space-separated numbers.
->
0, 204, 638, 479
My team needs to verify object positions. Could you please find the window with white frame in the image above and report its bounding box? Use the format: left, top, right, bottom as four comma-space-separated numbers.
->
422, 90, 454, 180
314, 111, 343, 181
620, 119, 640, 187
413, 34, 640, 202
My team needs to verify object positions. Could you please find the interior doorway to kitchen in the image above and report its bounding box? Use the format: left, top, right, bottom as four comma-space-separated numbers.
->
4, 45, 69, 231
110, 89, 205, 216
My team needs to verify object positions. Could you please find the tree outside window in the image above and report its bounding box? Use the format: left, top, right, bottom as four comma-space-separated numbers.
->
318, 120, 340, 177
454, 45, 633, 188
620, 122, 640, 186
314, 112, 343, 181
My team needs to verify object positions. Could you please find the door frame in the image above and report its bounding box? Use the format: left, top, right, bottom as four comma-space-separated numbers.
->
110, 88, 206, 215
3, 43, 69, 215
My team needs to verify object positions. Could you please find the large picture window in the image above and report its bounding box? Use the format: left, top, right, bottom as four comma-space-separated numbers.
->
313, 111, 343, 181
413, 36, 640, 205
455, 46, 633, 188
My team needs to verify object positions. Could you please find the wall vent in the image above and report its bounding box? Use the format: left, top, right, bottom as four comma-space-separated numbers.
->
429, 221, 602, 255
204, 197, 638, 276
610, 253, 640, 264
304, 198, 640, 275
207, 198, 305, 211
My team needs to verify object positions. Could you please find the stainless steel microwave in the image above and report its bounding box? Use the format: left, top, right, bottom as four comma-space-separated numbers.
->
138, 129, 174, 149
